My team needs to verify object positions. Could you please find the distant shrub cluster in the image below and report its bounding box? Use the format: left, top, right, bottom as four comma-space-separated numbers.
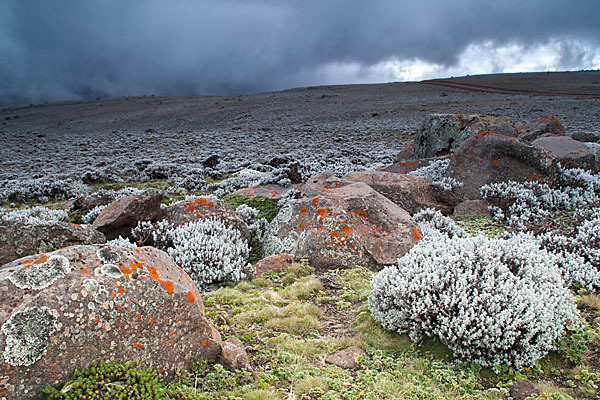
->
0, 206, 68, 225
0, 178, 89, 204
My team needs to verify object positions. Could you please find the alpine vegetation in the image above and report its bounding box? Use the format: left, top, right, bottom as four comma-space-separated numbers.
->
0, 178, 89, 203
235, 204, 269, 243
407, 159, 463, 192
413, 208, 469, 240
369, 212, 578, 367
166, 218, 252, 288
0, 206, 68, 225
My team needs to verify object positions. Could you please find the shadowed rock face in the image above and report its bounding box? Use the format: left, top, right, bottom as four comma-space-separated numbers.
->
263, 173, 420, 271
517, 114, 565, 141
447, 132, 558, 200
0, 245, 222, 400
0, 221, 105, 265
93, 188, 164, 240
413, 114, 517, 159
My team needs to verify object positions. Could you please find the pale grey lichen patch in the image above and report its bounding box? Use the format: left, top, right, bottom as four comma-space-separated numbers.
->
1, 306, 57, 366
100, 264, 123, 279
97, 247, 121, 264
8, 255, 71, 290
83, 278, 99, 293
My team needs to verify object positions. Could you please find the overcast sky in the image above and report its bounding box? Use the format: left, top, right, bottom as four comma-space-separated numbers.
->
1, 0, 599, 105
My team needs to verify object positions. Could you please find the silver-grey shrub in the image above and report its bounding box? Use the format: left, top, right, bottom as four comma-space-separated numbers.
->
166, 218, 251, 288
0, 178, 89, 203
0, 206, 68, 225
369, 229, 578, 368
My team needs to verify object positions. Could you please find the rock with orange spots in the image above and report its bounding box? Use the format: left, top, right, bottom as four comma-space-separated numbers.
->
218, 338, 251, 371
570, 130, 600, 143
385, 155, 450, 174
233, 184, 291, 201
517, 114, 565, 141
163, 196, 250, 241
0, 245, 222, 400
344, 170, 454, 214
0, 221, 105, 265
299, 171, 352, 197
92, 188, 163, 240
393, 141, 415, 163
254, 254, 295, 275
263, 181, 420, 271
446, 133, 558, 200
532, 136, 600, 172
413, 114, 517, 159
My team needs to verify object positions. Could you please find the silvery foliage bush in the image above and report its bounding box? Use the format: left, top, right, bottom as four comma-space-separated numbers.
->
167, 167, 207, 192
0, 206, 68, 225
413, 208, 469, 239
208, 168, 293, 197
536, 207, 600, 292
82, 205, 106, 224
277, 187, 302, 208
482, 166, 600, 230
130, 219, 174, 249
407, 159, 463, 192
235, 204, 269, 243
0, 178, 89, 203
166, 218, 251, 287
106, 236, 136, 248
369, 210, 578, 368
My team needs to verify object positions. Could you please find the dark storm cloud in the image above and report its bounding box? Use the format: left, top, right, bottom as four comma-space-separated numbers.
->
1, 0, 599, 105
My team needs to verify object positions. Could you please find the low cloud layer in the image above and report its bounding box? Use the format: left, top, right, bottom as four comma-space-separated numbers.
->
1, 0, 599, 105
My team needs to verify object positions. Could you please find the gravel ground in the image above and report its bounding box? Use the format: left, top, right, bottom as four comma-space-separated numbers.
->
1, 72, 599, 186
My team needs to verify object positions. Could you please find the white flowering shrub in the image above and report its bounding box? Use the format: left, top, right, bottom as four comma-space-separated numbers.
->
130, 219, 174, 249
413, 208, 468, 240
167, 218, 251, 288
0, 178, 89, 203
106, 236, 137, 248
407, 159, 450, 181
0, 206, 68, 225
482, 166, 600, 230
236, 204, 269, 244
82, 205, 106, 224
369, 229, 578, 368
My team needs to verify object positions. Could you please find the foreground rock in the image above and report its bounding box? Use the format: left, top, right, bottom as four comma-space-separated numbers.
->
532, 136, 600, 172
93, 188, 163, 240
325, 346, 367, 369
447, 132, 558, 200
0, 245, 222, 400
517, 114, 565, 141
163, 196, 250, 241
254, 254, 295, 275
263, 175, 420, 271
0, 221, 105, 265
344, 170, 453, 214
509, 379, 540, 400
412, 114, 517, 158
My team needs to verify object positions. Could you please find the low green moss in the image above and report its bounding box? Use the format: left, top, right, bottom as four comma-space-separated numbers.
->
222, 194, 278, 222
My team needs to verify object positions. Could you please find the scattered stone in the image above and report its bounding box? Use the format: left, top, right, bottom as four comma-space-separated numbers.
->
69, 194, 113, 213
163, 196, 250, 241
92, 188, 163, 240
325, 346, 367, 369
453, 200, 491, 216
447, 132, 558, 200
413, 114, 517, 158
254, 254, 294, 275
0, 245, 222, 400
218, 338, 251, 371
344, 170, 453, 214
570, 130, 600, 143
393, 141, 415, 162
0, 222, 105, 265
509, 379, 539, 400
517, 114, 565, 141
263, 173, 420, 271
533, 136, 600, 172
203, 154, 220, 169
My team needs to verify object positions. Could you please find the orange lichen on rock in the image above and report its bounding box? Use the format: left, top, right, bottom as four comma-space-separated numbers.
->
491, 159, 500, 166
330, 231, 340, 238
33, 254, 49, 264
117, 285, 124, 295
81, 267, 88, 275
317, 208, 327, 221
186, 291, 195, 303
148, 266, 159, 280
202, 339, 207, 346
133, 313, 141, 320
163, 280, 174, 294
20, 258, 34, 265
298, 223, 305, 231
413, 228, 421, 242
341, 226, 352, 236
134, 248, 141, 255
119, 266, 132, 277
312, 197, 320, 206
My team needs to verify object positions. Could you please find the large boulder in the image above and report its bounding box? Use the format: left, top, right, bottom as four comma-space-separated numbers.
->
0, 221, 105, 265
163, 196, 250, 241
533, 136, 600, 172
517, 114, 565, 141
92, 189, 163, 240
0, 245, 222, 400
263, 179, 420, 271
413, 114, 517, 159
447, 132, 558, 200
344, 170, 453, 214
